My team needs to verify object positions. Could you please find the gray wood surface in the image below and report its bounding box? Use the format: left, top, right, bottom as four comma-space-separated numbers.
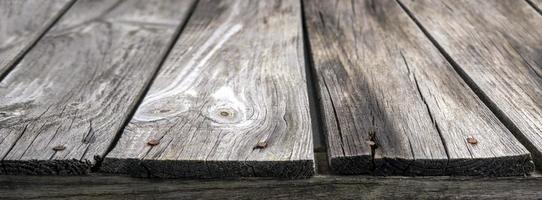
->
304, 0, 533, 176
528, 0, 542, 13
103, 0, 314, 178
399, 0, 542, 170
0, 0, 74, 78
1, 175, 542, 199
0, 0, 195, 175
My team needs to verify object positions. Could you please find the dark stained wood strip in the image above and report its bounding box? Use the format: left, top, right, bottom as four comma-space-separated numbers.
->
1, 175, 542, 199
0, 0, 74, 79
399, 0, 542, 170
102, 0, 314, 178
0, 0, 195, 175
304, 0, 533, 176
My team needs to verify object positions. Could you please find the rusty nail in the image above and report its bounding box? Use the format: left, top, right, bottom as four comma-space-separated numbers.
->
147, 139, 160, 146
254, 141, 267, 150
467, 136, 478, 144
53, 145, 66, 151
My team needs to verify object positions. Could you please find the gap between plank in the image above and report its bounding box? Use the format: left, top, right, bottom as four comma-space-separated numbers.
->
92, 0, 200, 172
0, 0, 76, 82
396, 0, 541, 169
300, 0, 330, 175
526, 0, 542, 15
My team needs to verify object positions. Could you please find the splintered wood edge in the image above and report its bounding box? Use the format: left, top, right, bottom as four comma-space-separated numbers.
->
330, 154, 534, 176
100, 158, 315, 178
0, 159, 91, 175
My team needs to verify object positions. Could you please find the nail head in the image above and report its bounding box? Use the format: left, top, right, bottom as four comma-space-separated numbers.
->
147, 139, 160, 146
53, 145, 65, 151
467, 137, 478, 144
255, 141, 267, 149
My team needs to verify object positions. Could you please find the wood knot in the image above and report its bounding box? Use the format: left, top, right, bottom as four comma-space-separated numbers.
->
467, 136, 478, 144
253, 141, 267, 150
205, 105, 243, 125
52, 145, 66, 151
159, 109, 170, 113
147, 139, 160, 146
0, 111, 22, 118
219, 111, 231, 117
133, 95, 189, 122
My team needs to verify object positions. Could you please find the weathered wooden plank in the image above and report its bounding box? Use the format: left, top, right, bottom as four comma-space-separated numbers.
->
0, 0, 195, 175
399, 0, 542, 169
527, 0, 542, 14
1, 175, 542, 199
304, 0, 533, 176
0, 0, 74, 78
102, 0, 314, 178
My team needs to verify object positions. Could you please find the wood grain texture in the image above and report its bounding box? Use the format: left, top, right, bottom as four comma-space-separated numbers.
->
1, 175, 542, 199
399, 0, 542, 170
0, 0, 74, 78
527, 0, 542, 14
304, 0, 533, 176
0, 0, 195, 175
103, 0, 314, 178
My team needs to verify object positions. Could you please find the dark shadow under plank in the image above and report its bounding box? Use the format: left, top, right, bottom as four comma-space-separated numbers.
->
527, 0, 542, 15
399, 0, 542, 171
303, 0, 533, 176
2, 175, 542, 199
0, 0, 74, 80
102, 0, 315, 178
0, 0, 195, 175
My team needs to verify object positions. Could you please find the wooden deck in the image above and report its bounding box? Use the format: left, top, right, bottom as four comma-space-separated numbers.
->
2, 0, 542, 193
1, 174, 542, 199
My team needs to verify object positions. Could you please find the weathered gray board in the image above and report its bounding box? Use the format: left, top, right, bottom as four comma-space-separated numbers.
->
528, 0, 542, 13
304, 0, 533, 175
103, 0, 314, 178
0, 0, 195, 175
2, 175, 542, 199
399, 0, 542, 169
0, 0, 74, 78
